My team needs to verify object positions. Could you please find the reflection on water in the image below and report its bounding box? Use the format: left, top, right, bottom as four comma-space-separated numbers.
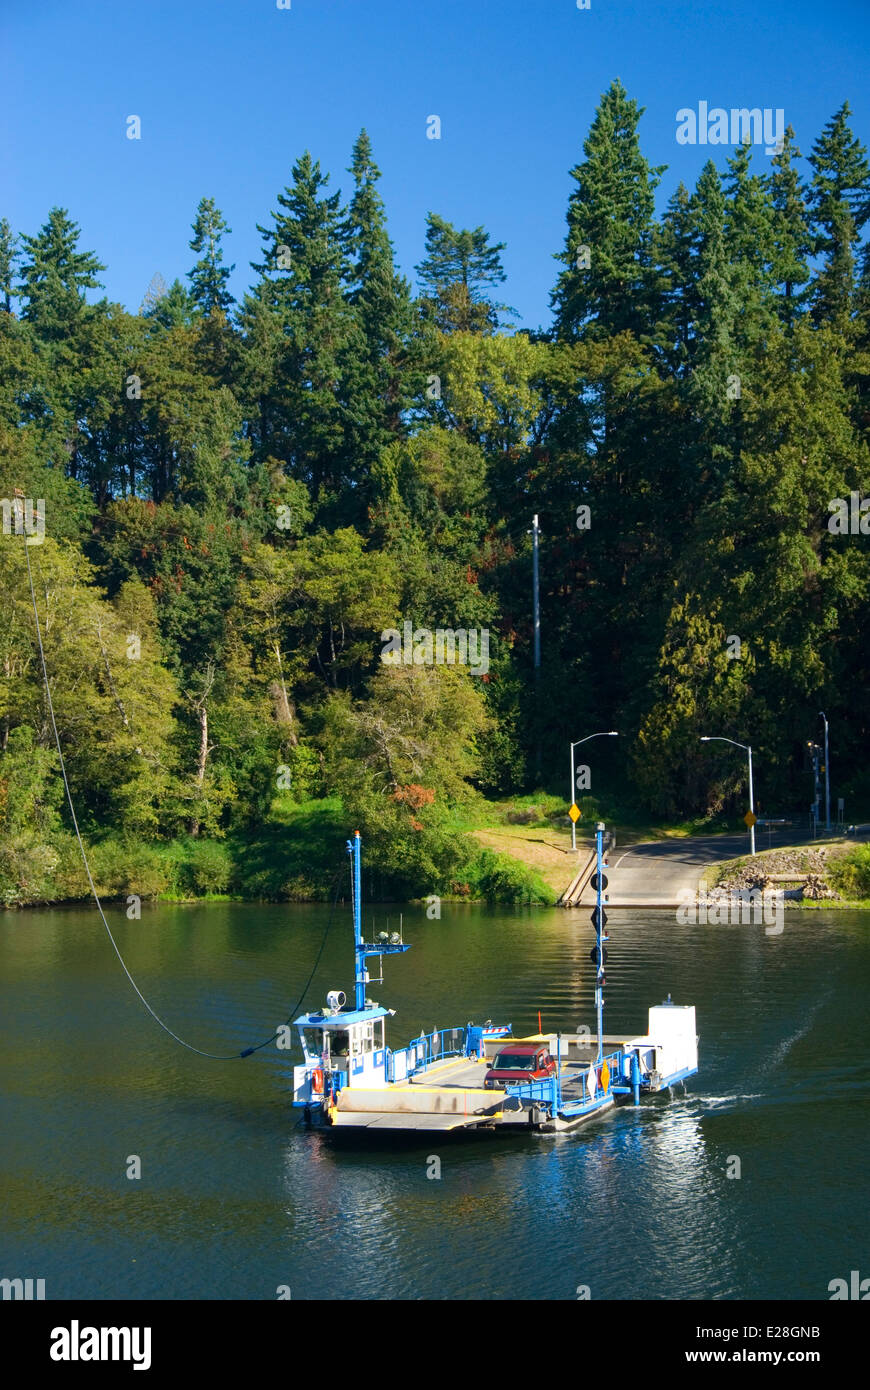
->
1, 901, 869, 1299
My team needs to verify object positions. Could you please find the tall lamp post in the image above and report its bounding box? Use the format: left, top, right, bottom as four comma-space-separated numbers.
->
700, 736, 756, 856
819, 712, 830, 833
531, 514, 541, 779
569, 732, 619, 851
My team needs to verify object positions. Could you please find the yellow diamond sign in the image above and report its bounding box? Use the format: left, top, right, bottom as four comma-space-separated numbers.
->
601, 1060, 610, 1092
569, 803, 581, 823
744, 810, 757, 828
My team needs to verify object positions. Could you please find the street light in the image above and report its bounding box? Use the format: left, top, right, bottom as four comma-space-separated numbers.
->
569, 732, 618, 851
806, 741, 821, 831
819, 712, 830, 833
699, 736, 756, 855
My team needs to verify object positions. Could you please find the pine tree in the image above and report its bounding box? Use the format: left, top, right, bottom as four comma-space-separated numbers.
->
551, 79, 664, 342
243, 152, 354, 503
686, 161, 742, 480
0, 219, 19, 314
676, 321, 869, 808
656, 182, 699, 373
143, 277, 194, 329
723, 138, 778, 350
541, 84, 672, 777
808, 101, 870, 333
187, 197, 235, 316
766, 125, 812, 327
14, 210, 106, 486
415, 213, 509, 334
18, 207, 105, 337
341, 131, 416, 490
853, 241, 870, 420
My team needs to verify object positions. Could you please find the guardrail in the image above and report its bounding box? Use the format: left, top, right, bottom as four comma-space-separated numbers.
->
504, 1076, 558, 1104
387, 1026, 467, 1083
504, 1050, 623, 1114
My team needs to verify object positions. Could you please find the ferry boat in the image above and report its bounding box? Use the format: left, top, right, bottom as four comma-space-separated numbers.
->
292, 829, 699, 1134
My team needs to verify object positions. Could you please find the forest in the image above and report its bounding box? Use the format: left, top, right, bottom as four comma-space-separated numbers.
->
1, 80, 868, 905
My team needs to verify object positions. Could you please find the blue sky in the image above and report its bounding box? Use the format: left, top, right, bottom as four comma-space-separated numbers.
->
2, 0, 869, 330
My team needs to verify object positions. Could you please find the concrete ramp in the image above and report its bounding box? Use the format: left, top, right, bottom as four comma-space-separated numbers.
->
558, 848, 597, 907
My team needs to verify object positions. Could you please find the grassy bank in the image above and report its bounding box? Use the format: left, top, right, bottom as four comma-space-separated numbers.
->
1, 793, 553, 909
3, 785, 783, 912
18, 769, 861, 914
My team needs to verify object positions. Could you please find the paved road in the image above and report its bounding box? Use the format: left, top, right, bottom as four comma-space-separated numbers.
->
576, 827, 861, 907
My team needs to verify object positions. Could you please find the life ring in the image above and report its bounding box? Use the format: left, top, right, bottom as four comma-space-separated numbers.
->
311, 1068, 324, 1094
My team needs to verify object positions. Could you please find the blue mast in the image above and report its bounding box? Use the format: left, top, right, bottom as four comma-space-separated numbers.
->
347, 830, 409, 1013
594, 821, 605, 1064
348, 830, 365, 1011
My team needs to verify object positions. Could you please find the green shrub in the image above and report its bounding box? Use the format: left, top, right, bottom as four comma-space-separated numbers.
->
468, 848, 551, 904
170, 838, 235, 896
53, 836, 170, 901
828, 845, 870, 901
0, 834, 61, 906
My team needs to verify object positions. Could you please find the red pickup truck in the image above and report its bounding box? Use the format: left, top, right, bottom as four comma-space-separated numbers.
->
484, 1042, 557, 1089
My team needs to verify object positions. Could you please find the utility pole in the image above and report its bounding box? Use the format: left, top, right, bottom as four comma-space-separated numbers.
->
819, 712, 830, 833
532, 513, 540, 675
808, 741, 821, 832
532, 514, 540, 778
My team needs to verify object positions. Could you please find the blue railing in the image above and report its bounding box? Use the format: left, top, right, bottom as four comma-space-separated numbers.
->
387, 1025, 467, 1082
557, 1050, 623, 1114
502, 1050, 623, 1113
504, 1076, 558, 1104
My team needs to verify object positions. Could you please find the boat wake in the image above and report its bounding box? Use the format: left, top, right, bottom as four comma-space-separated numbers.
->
761, 986, 831, 1075
693, 1092, 764, 1109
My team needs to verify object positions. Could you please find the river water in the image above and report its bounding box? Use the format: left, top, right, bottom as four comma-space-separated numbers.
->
1, 899, 867, 1301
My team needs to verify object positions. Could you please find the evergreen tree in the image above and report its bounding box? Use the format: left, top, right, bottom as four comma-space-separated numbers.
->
143, 277, 194, 329
655, 182, 698, 374
0, 219, 19, 314
766, 125, 812, 327
14, 210, 108, 486
341, 131, 416, 493
853, 241, 870, 439
723, 138, 778, 350
541, 84, 675, 781
808, 102, 870, 333
415, 213, 510, 334
18, 207, 105, 337
68, 302, 149, 505
551, 79, 664, 342
187, 196, 235, 316
685, 161, 742, 482
3, 95, 870, 874
243, 152, 354, 504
